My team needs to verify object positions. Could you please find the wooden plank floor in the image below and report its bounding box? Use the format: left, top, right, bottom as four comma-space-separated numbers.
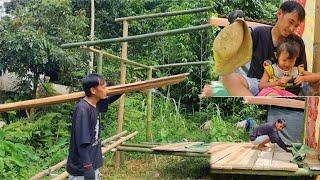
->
211, 143, 298, 172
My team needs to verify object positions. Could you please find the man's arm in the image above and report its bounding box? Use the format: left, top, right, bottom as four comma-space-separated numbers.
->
269, 131, 289, 151
98, 94, 122, 112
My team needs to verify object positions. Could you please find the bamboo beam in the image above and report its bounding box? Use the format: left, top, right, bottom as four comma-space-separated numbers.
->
134, 61, 211, 71
116, 20, 129, 169
146, 68, 152, 142
209, 17, 271, 27
82, 47, 157, 70
313, 0, 320, 72
31, 131, 128, 180
152, 61, 212, 69
0, 73, 188, 112
61, 24, 211, 49
116, 146, 210, 158
243, 97, 305, 109
52, 131, 138, 180
115, 7, 213, 22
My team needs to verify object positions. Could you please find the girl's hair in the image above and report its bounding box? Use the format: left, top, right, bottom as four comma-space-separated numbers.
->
276, 37, 301, 60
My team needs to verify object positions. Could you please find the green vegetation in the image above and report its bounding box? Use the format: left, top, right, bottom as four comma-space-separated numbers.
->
0, 0, 277, 178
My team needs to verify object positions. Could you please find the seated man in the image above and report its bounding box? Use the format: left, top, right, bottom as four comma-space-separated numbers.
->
250, 119, 291, 152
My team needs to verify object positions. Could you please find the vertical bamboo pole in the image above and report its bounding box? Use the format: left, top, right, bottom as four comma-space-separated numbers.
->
97, 52, 103, 74
89, 0, 95, 73
313, 0, 320, 72
115, 20, 128, 169
146, 68, 153, 142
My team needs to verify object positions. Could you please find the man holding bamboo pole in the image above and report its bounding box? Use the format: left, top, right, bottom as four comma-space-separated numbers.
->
67, 73, 121, 180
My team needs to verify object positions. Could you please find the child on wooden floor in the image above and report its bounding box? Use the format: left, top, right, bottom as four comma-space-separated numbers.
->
250, 119, 291, 152
258, 37, 305, 96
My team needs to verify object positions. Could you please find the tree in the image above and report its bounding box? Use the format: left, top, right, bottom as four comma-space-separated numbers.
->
0, 0, 89, 99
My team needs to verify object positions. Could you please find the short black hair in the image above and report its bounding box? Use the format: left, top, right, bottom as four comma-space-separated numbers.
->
276, 118, 287, 127
280, 1, 305, 22
82, 73, 106, 97
276, 37, 301, 60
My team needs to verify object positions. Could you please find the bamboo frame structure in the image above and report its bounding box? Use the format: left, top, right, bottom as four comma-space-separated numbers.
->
60, 24, 211, 49
0, 73, 188, 112
115, 7, 213, 22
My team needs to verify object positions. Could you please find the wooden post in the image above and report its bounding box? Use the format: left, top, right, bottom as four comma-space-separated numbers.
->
313, 0, 320, 72
115, 20, 128, 169
97, 52, 103, 74
146, 68, 152, 142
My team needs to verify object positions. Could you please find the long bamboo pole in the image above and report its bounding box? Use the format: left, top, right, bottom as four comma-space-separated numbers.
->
115, 7, 213, 22
146, 68, 152, 142
115, 20, 129, 169
82, 47, 157, 70
116, 146, 210, 158
0, 73, 188, 112
313, 0, 320, 72
30, 131, 128, 180
61, 24, 211, 49
52, 131, 138, 180
88, 0, 95, 73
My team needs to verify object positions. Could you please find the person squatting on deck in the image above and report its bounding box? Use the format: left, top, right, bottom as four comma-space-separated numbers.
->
66, 74, 121, 180
250, 119, 291, 153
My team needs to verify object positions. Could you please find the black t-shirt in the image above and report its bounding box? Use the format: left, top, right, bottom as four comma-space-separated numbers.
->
67, 95, 121, 176
247, 26, 307, 79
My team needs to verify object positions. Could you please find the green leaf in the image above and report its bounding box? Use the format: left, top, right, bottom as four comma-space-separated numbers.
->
0, 158, 4, 170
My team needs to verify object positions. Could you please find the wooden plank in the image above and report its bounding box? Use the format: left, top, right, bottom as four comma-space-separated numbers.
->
212, 144, 254, 169
209, 143, 237, 153
253, 150, 274, 170
230, 148, 260, 169
0, 73, 188, 112
271, 152, 298, 171
209, 17, 270, 27
211, 143, 247, 165
243, 97, 305, 109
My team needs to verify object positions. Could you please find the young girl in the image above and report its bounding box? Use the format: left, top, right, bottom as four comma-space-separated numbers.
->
258, 38, 305, 96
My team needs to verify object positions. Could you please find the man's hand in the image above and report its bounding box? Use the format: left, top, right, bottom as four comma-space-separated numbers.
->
294, 76, 305, 86
83, 164, 95, 180
228, 10, 245, 24
199, 85, 213, 98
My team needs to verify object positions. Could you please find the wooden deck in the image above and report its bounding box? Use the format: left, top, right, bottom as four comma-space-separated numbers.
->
210, 142, 299, 172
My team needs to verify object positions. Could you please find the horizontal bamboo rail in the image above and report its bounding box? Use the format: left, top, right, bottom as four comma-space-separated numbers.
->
0, 73, 188, 112
52, 131, 138, 180
82, 47, 158, 70
30, 131, 128, 180
209, 17, 271, 27
115, 7, 213, 22
61, 24, 211, 49
116, 146, 210, 158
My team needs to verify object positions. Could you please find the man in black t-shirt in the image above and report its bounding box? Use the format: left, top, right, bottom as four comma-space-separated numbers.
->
66, 74, 121, 179
201, 1, 307, 96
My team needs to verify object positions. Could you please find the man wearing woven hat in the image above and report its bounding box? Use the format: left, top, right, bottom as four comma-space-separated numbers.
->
201, 1, 307, 96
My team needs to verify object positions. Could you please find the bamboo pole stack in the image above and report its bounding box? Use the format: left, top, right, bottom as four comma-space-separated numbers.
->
0, 73, 188, 112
